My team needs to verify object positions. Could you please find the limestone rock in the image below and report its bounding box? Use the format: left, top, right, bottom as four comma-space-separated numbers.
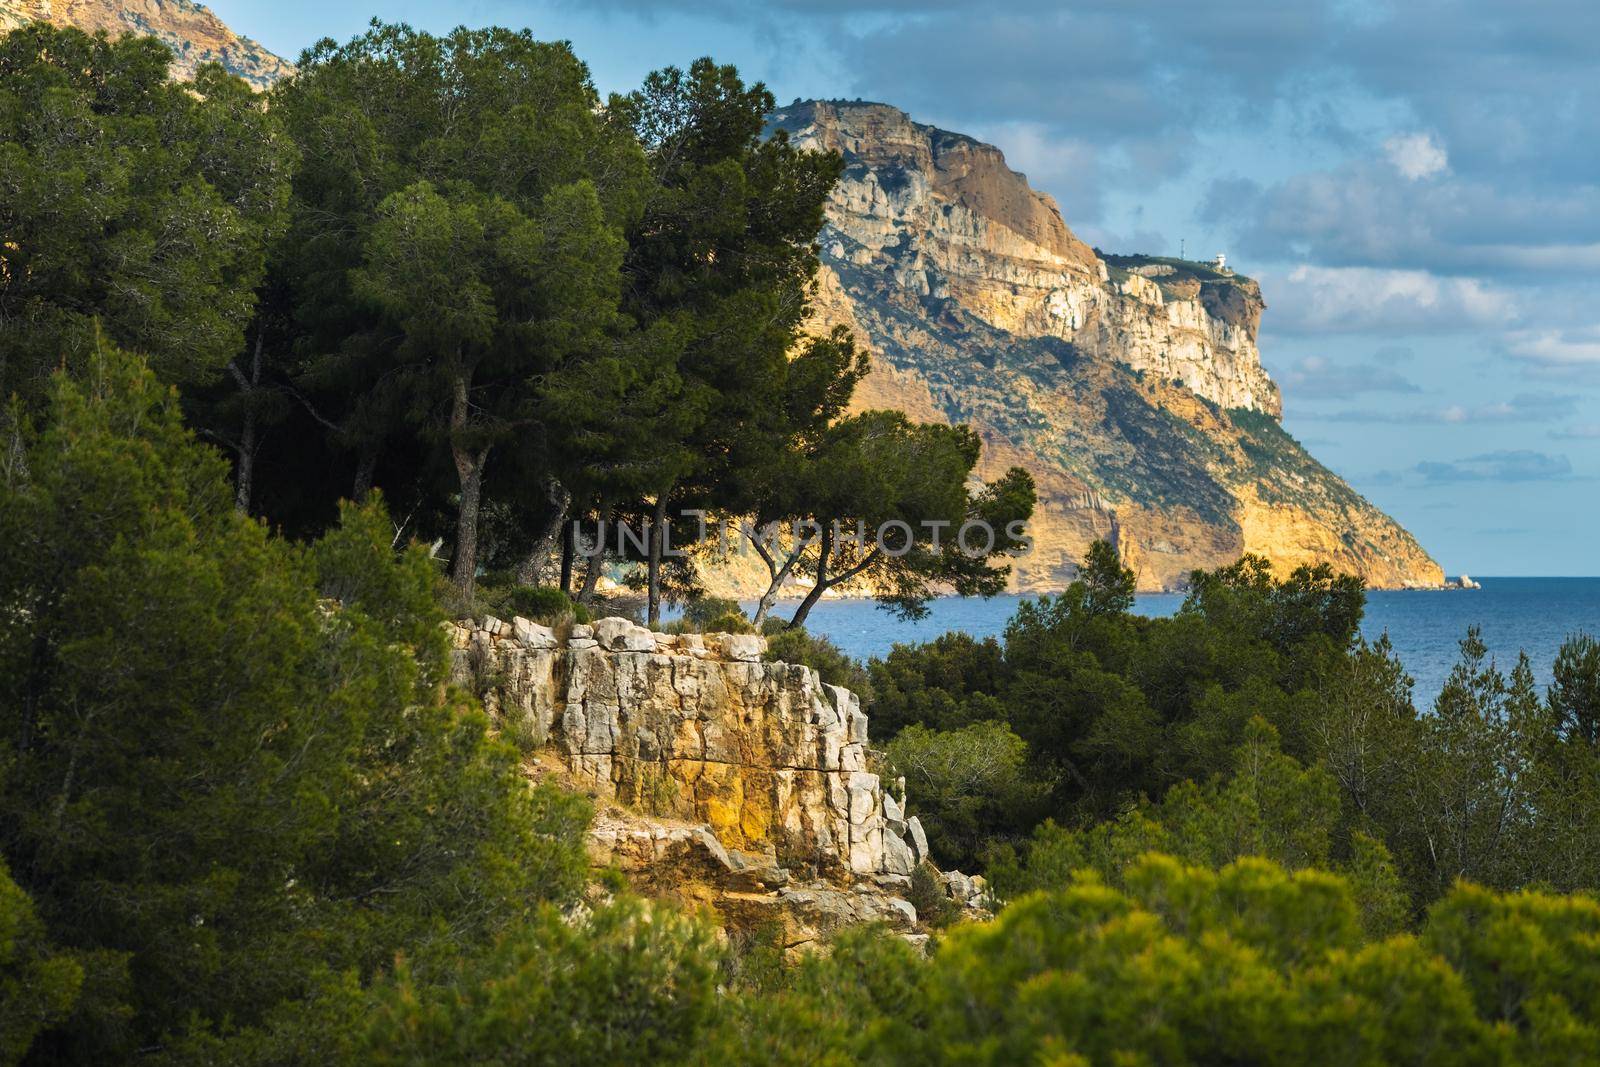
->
716, 633, 766, 662
883, 792, 906, 833
0, 0, 294, 91
450, 618, 912, 878
907, 816, 930, 863
592, 616, 655, 653
452, 618, 993, 948
512, 617, 558, 649
882, 831, 916, 877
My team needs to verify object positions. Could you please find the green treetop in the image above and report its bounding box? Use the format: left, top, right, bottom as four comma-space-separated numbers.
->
0, 24, 292, 402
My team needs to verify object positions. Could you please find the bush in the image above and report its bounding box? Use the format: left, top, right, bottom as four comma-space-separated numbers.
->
503, 585, 590, 624
705, 611, 756, 634
682, 596, 748, 631
885, 722, 1051, 870
0, 348, 594, 1058
907, 862, 961, 930
358, 898, 721, 1065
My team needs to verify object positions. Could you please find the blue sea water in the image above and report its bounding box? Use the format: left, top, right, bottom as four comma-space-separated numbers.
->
762, 577, 1600, 710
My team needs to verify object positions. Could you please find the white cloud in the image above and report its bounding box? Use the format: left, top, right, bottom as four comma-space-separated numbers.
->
1265, 265, 1516, 334
1383, 131, 1449, 181
1505, 327, 1600, 367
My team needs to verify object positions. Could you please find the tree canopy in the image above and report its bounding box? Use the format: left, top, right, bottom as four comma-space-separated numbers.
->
0, 24, 292, 402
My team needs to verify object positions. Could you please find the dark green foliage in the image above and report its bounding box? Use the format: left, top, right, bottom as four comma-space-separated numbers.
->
781, 414, 1036, 628
907, 863, 961, 930
271, 22, 650, 594
1078, 538, 1136, 617
0, 347, 590, 1058
0, 860, 82, 1066
616, 58, 851, 623
868, 540, 1376, 835
703, 858, 1600, 1065
0, 24, 292, 402
885, 722, 1051, 871
706, 611, 757, 634
354, 899, 720, 1065
5, 21, 1600, 1064
867, 632, 1007, 739
682, 596, 749, 631
1549, 631, 1600, 744
1183, 554, 1365, 656
498, 585, 590, 625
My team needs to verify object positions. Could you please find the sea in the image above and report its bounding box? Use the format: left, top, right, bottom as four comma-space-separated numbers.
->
756, 577, 1600, 711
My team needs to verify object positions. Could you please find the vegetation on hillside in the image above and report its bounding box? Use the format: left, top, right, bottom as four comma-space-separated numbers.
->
2, 19, 1598, 1066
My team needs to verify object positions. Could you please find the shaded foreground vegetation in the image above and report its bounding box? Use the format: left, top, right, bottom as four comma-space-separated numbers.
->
2, 18, 1600, 1067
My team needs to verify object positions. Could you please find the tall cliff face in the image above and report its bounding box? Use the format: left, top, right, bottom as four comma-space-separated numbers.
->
0, 0, 292, 89
769, 100, 1442, 592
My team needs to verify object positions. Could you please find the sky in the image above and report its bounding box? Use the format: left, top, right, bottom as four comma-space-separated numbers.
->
211, 0, 1600, 576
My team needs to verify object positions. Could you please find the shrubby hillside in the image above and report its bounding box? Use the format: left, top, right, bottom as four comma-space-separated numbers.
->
2, 19, 1597, 1066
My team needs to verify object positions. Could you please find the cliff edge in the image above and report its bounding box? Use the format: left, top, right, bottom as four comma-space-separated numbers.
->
766, 100, 1442, 592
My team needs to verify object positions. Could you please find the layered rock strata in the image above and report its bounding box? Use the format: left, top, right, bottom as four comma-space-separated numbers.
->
447, 615, 987, 945
753, 100, 1443, 592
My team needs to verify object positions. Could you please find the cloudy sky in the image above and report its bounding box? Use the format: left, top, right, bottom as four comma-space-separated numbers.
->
216, 0, 1600, 576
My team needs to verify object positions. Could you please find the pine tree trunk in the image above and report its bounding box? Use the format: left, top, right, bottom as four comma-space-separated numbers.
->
515, 475, 571, 586
448, 373, 488, 599
232, 335, 264, 515
788, 525, 833, 629
559, 519, 575, 594
353, 445, 378, 502
576, 543, 604, 607
751, 543, 801, 627
235, 409, 256, 515
647, 492, 669, 628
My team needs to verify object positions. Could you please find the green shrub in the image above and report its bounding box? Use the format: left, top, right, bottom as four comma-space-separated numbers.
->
682, 596, 748, 631
705, 611, 756, 634
885, 722, 1051, 870
908, 862, 961, 930
503, 585, 589, 624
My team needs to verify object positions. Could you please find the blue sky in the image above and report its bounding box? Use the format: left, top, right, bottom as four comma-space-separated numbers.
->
212, 0, 1600, 576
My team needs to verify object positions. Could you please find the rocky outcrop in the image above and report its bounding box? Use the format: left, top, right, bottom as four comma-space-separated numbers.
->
449, 615, 984, 947
773, 100, 1279, 417
756, 100, 1442, 592
0, 0, 292, 89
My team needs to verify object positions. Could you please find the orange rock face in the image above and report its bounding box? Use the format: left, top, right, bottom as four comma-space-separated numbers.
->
1, 0, 292, 89
755, 100, 1441, 592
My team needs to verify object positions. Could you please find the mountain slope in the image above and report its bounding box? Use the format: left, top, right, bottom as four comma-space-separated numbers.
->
0, 0, 291, 88
771, 100, 1442, 592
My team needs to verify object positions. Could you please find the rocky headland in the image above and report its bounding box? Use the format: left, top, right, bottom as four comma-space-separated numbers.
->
758, 100, 1443, 592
